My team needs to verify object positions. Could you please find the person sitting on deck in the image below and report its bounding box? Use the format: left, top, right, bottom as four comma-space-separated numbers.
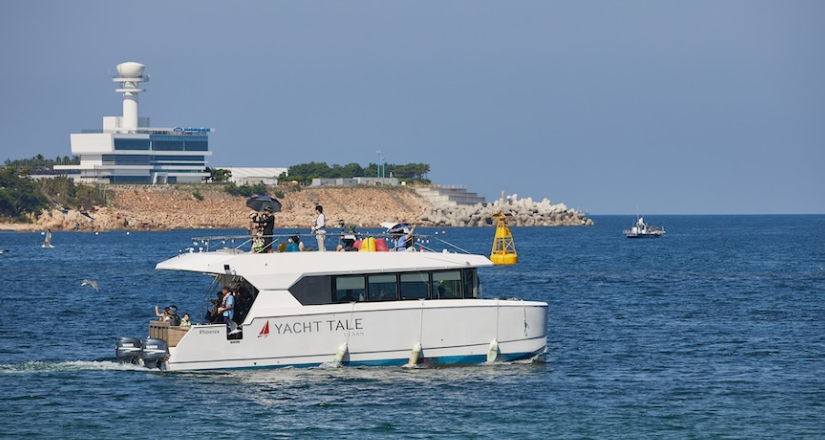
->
180, 313, 191, 328
166, 305, 181, 326
251, 235, 264, 253
155, 305, 172, 322
286, 235, 304, 252
337, 224, 359, 251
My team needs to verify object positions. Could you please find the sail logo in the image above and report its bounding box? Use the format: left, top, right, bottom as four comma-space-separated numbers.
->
258, 320, 270, 338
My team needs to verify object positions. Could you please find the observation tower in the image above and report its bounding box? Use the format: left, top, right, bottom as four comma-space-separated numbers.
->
112, 62, 149, 132
56, 61, 213, 184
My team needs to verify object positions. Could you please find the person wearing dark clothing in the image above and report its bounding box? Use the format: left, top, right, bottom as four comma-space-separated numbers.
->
167, 305, 181, 326
205, 290, 225, 324
337, 223, 359, 251
254, 206, 275, 253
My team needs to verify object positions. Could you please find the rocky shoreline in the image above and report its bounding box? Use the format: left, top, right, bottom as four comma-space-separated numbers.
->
0, 185, 592, 232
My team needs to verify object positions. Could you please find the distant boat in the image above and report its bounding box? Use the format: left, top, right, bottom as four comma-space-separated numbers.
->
41, 230, 55, 248
623, 216, 665, 238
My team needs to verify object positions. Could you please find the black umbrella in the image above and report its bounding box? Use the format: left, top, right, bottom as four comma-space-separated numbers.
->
386, 222, 412, 234
246, 195, 282, 213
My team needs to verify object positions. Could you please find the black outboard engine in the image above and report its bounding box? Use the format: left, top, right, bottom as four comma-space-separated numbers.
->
115, 337, 143, 364
140, 338, 169, 369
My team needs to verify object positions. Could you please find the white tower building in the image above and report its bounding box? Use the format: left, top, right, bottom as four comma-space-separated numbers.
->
56, 61, 212, 184
113, 62, 149, 132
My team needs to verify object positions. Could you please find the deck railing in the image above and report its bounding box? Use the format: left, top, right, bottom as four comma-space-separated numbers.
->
185, 232, 472, 254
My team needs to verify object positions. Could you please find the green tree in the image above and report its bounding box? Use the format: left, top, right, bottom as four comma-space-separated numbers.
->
251, 182, 268, 196
224, 182, 254, 197
35, 177, 105, 209
0, 167, 49, 219
213, 168, 232, 182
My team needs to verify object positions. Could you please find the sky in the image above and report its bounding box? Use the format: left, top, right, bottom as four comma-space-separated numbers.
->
1, 1, 823, 215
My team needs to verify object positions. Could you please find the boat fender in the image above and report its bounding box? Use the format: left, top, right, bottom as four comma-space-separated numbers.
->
407, 342, 422, 367
487, 339, 499, 363
333, 342, 348, 366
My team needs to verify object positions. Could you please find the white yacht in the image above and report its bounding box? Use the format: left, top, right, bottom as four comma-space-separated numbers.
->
116, 234, 548, 371
623, 216, 665, 238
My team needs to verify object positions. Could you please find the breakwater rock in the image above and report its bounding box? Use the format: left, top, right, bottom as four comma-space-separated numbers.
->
1, 186, 592, 232
422, 194, 593, 227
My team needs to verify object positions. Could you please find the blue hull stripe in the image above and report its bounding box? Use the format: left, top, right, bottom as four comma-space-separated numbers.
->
180, 348, 544, 371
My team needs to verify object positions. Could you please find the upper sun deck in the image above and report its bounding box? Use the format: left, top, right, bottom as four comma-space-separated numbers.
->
155, 234, 493, 292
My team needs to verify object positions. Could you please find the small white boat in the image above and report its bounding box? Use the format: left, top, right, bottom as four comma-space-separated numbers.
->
623, 216, 665, 238
117, 233, 548, 371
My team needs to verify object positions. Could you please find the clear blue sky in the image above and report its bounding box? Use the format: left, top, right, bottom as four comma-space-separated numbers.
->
1, 1, 822, 215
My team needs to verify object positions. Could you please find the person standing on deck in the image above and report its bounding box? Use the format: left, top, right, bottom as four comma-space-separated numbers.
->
311, 205, 326, 252
392, 225, 416, 252
254, 206, 275, 253
216, 286, 235, 332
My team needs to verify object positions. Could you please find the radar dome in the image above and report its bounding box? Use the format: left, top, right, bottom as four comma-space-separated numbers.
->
116, 62, 145, 78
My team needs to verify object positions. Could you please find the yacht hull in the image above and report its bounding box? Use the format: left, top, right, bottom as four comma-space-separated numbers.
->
165, 300, 548, 371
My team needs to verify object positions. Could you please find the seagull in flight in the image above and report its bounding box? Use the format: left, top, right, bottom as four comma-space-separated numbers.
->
81, 280, 99, 291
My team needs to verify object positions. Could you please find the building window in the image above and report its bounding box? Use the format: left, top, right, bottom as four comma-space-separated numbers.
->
151, 155, 205, 163
110, 176, 151, 183
102, 155, 151, 165
114, 139, 150, 150
152, 140, 185, 151
185, 140, 208, 151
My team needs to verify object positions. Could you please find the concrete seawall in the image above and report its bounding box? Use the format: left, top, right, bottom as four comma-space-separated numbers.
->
1, 186, 592, 232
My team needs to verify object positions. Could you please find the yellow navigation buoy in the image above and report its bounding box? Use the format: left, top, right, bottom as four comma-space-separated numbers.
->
490, 192, 518, 265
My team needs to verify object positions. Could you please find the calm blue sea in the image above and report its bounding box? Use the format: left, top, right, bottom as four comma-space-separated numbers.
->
1, 215, 823, 439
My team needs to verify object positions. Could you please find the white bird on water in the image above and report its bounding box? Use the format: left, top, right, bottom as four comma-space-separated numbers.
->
81, 280, 99, 292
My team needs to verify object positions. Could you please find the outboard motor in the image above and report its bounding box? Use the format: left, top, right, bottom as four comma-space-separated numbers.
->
115, 336, 143, 364
140, 338, 169, 369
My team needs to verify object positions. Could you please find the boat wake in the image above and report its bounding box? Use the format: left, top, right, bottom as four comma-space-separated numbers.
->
0, 360, 145, 374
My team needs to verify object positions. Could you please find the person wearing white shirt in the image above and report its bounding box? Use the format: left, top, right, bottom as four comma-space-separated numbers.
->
311, 205, 327, 251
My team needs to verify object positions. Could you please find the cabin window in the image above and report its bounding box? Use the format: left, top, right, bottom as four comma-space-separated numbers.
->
290, 276, 332, 305
230, 280, 258, 324
368, 274, 397, 301
291, 269, 480, 305
433, 270, 462, 299
400, 272, 429, 300
463, 269, 479, 299
334, 276, 365, 302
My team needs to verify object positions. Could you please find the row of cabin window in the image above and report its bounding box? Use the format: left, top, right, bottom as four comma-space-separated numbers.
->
332, 269, 478, 303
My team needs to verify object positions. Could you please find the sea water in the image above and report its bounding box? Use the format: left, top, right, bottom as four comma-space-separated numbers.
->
1, 215, 823, 439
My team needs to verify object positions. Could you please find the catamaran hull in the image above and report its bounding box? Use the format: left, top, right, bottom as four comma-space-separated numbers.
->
163, 300, 548, 371
625, 233, 662, 238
